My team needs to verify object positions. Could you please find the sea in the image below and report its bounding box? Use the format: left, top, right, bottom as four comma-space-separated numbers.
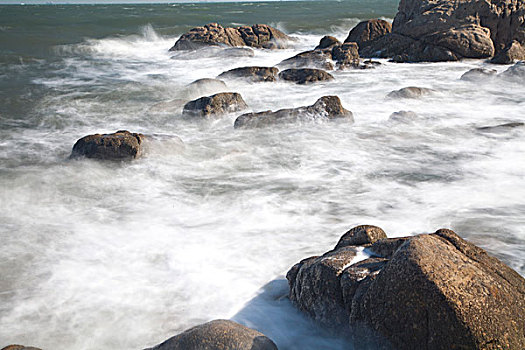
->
0, 1, 524, 349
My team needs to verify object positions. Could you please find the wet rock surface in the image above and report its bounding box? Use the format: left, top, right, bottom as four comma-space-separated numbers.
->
183, 92, 248, 117
460, 68, 498, 81
70, 130, 145, 161
287, 225, 525, 350
278, 68, 334, 84
386, 86, 434, 99
218, 66, 279, 82
344, 19, 392, 54
146, 319, 278, 350
477, 122, 524, 132
170, 23, 291, 51
388, 110, 419, 123
234, 96, 353, 129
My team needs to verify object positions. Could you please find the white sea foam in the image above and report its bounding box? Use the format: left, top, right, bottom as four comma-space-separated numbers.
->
1, 24, 524, 350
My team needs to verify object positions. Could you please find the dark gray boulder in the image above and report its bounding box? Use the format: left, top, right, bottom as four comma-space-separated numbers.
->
278, 68, 334, 84
287, 225, 525, 350
234, 96, 353, 129
146, 319, 277, 350
386, 86, 434, 99
218, 66, 279, 82
70, 130, 145, 160
183, 92, 248, 118
170, 23, 291, 51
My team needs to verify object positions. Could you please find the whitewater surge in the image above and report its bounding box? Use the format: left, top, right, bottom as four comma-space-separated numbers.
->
1, 4, 524, 350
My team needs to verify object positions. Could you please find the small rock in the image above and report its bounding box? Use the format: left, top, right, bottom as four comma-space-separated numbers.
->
183, 92, 248, 118
386, 86, 434, 99
331, 42, 360, 69
460, 68, 497, 81
218, 66, 279, 82
388, 110, 419, 123
499, 61, 525, 81
70, 130, 145, 161
279, 68, 334, 84
145, 319, 278, 350
234, 96, 353, 129
334, 225, 387, 249
477, 122, 524, 132
1, 346, 42, 350
315, 36, 342, 50
278, 50, 334, 70
183, 78, 228, 99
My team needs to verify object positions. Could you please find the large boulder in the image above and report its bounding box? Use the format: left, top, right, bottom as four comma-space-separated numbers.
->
287, 225, 525, 350
234, 96, 353, 129
278, 68, 334, 84
357, 0, 525, 63
170, 23, 291, 51
70, 130, 145, 160
146, 319, 277, 350
344, 19, 392, 54
183, 92, 248, 118
218, 66, 279, 82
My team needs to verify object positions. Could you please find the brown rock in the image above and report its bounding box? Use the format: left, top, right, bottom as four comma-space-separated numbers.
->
334, 225, 387, 249
315, 36, 342, 50
278, 68, 334, 84
70, 130, 145, 161
492, 40, 525, 64
331, 42, 360, 69
278, 50, 335, 70
234, 96, 353, 129
386, 86, 434, 99
170, 23, 291, 51
146, 319, 277, 350
1, 346, 42, 350
218, 66, 279, 82
183, 92, 248, 118
344, 19, 392, 53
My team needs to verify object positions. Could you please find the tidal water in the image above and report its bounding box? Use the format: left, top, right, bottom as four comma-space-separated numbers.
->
1, 1, 524, 349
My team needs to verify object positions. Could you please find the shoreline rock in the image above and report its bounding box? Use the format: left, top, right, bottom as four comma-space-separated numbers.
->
278, 68, 334, 84
70, 130, 145, 161
145, 319, 277, 350
218, 66, 279, 82
287, 225, 525, 350
182, 92, 248, 118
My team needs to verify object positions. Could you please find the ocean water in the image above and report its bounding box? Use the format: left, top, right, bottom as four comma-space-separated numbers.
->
0, 1, 524, 349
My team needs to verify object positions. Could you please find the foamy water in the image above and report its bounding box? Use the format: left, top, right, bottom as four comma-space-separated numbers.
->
1, 10, 524, 350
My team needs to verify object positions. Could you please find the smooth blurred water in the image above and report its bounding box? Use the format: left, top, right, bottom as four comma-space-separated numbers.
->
1, 2, 524, 350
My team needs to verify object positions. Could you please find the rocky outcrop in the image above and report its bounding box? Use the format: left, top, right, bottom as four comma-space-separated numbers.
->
278, 68, 334, 84
234, 96, 353, 129
146, 319, 277, 350
460, 68, 497, 81
344, 19, 392, 55
1, 346, 42, 350
183, 92, 248, 117
170, 23, 291, 51
357, 0, 525, 63
287, 225, 525, 350
70, 130, 145, 160
278, 38, 360, 70
386, 86, 434, 99
218, 66, 279, 82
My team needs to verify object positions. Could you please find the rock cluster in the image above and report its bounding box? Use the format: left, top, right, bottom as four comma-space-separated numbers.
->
287, 225, 525, 350
70, 130, 145, 160
234, 96, 353, 129
170, 23, 291, 51
353, 0, 525, 63
145, 319, 277, 350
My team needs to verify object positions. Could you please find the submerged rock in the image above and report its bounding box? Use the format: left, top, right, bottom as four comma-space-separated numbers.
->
499, 61, 525, 81
146, 319, 277, 350
70, 130, 145, 161
460, 68, 497, 81
287, 225, 525, 350
1, 346, 42, 350
278, 49, 335, 70
357, 0, 525, 63
183, 92, 248, 118
477, 122, 524, 132
344, 19, 392, 54
278, 68, 334, 84
234, 96, 353, 129
184, 78, 228, 98
170, 23, 291, 51
388, 110, 419, 123
386, 86, 434, 99
218, 66, 279, 82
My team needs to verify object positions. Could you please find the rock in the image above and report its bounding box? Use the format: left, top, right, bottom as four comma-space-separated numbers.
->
70, 130, 145, 160
1, 346, 42, 350
287, 226, 525, 350
182, 92, 248, 118
477, 122, 524, 132
388, 110, 419, 123
184, 78, 228, 98
331, 42, 360, 69
218, 66, 279, 82
278, 68, 334, 84
492, 40, 525, 64
386, 86, 434, 99
278, 50, 335, 70
460, 68, 497, 81
234, 96, 353, 129
334, 225, 387, 249
146, 319, 278, 350
499, 61, 525, 81
170, 46, 254, 60
170, 23, 291, 51
219, 47, 255, 57
344, 19, 392, 54
315, 36, 342, 50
